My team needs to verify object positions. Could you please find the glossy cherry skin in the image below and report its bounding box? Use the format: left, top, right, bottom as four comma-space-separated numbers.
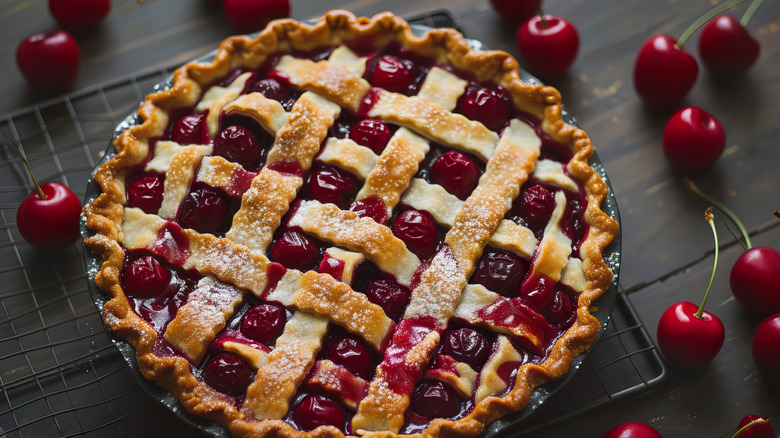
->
662, 106, 725, 173
656, 301, 725, 367
369, 55, 416, 94
430, 151, 480, 199
17, 182, 82, 250
121, 255, 171, 299
126, 173, 164, 213
177, 185, 229, 234
488, 0, 541, 22
223, 0, 290, 34
698, 15, 760, 78
411, 380, 461, 419
303, 166, 359, 209
603, 422, 663, 438
214, 125, 261, 169
49, 0, 111, 31
729, 247, 780, 316
752, 313, 780, 387
516, 184, 556, 231
443, 328, 491, 370
203, 353, 254, 397
633, 35, 698, 107
457, 86, 511, 132
471, 250, 526, 297
291, 394, 346, 431
171, 114, 207, 145
348, 119, 392, 154
516, 14, 579, 79
240, 303, 285, 344
737, 414, 776, 438
16, 30, 80, 94
391, 210, 438, 260
271, 230, 320, 271
325, 336, 374, 379
363, 278, 410, 321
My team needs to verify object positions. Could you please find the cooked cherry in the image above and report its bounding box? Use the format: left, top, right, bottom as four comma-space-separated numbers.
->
350, 196, 388, 224
121, 255, 171, 298
126, 173, 164, 213
411, 380, 460, 419
363, 278, 410, 321
516, 184, 555, 232
443, 328, 491, 370
248, 77, 290, 103
271, 230, 320, 271
203, 353, 254, 397
326, 336, 374, 379
240, 303, 286, 343
369, 55, 416, 94
170, 114, 207, 144
390, 209, 438, 260
430, 151, 480, 199
178, 185, 229, 234
303, 165, 359, 209
471, 250, 525, 296
546, 289, 575, 326
214, 125, 261, 169
291, 394, 346, 431
520, 274, 556, 311
348, 119, 392, 153
457, 85, 511, 131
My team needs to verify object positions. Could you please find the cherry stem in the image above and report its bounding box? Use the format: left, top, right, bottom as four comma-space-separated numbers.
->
697, 208, 719, 319
730, 417, 770, 438
740, 0, 764, 27
677, 0, 747, 48
538, 10, 549, 29
6, 141, 45, 199
684, 178, 752, 250
774, 209, 780, 220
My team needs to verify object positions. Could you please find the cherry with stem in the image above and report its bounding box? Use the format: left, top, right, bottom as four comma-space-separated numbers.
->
731, 416, 774, 438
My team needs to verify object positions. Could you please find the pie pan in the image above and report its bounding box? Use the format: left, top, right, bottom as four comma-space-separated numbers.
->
81, 20, 622, 438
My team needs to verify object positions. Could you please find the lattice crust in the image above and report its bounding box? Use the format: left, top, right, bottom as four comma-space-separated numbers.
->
83, 10, 619, 438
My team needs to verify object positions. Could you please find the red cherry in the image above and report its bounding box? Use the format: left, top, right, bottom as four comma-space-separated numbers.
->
121, 255, 171, 299
369, 55, 417, 94
488, 0, 541, 22
729, 247, 780, 316
753, 313, 780, 387
240, 303, 286, 343
603, 422, 663, 438
271, 230, 320, 271
471, 249, 526, 297
203, 353, 254, 397
325, 335, 374, 379
170, 114, 208, 145
411, 380, 461, 419
17, 182, 82, 250
516, 14, 579, 79
390, 209, 438, 260
223, 0, 290, 34
633, 35, 698, 107
443, 328, 491, 370
302, 165, 359, 209
16, 30, 81, 94
430, 151, 480, 199
49, 0, 111, 31
348, 119, 392, 154
126, 173, 164, 213
457, 85, 511, 132
736, 414, 776, 438
656, 301, 725, 367
214, 125, 261, 169
291, 394, 346, 431
546, 288, 576, 327
662, 106, 725, 173
513, 184, 556, 232
350, 196, 388, 224
363, 278, 410, 321
177, 185, 229, 234
698, 15, 760, 78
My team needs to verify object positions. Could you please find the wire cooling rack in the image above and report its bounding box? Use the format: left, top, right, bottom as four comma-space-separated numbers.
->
0, 10, 665, 438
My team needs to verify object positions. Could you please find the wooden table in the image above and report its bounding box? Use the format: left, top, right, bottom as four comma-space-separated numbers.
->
1, 0, 778, 437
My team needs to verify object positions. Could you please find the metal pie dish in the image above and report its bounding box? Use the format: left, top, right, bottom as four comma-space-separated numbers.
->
81, 22, 621, 438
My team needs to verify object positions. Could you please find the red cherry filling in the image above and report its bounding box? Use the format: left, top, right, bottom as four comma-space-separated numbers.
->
170, 113, 207, 144
390, 209, 438, 260
410, 380, 460, 419
348, 119, 392, 153
126, 173, 164, 213
513, 184, 555, 234
177, 184, 229, 234
471, 249, 526, 297
303, 165, 359, 209
443, 328, 491, 370
457, 85, 511, 131
363, 278, 410, 321
246, 76, 297, 110
291, 394, 346, 431
203, 353, 254, 397
546, 289, 575, 327
271, 230, 320, 271
369, 55, 417, 94
519, 274, 556, 312
214, 125, 261, 169
121, 255, 171, 298
350, 196, 388, 224
325, 335, 374, 379
240, 303, 286, 344
430, 151, 480, 199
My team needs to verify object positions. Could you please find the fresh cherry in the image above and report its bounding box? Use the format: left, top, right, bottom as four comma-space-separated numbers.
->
390, 209, 438, 260
170, 114, 207, 145
603, 422, 663, 438
516, 14, 579, 79
736, 414, 775, 438
49, 0, 111, 31
363, 278, 410, 321
488, 0, 541, 22
203, 353, 254, 397
271, 230, 320, 271
471, 249, 526, 297
348, 119, 392, 154
291, 394, 346, 431
729, 247, 780, 316
240, 303, 286, 344
177, 185, 229, 234
16, 30, 80, 94
752, 313, 780, 387
350, 196, 388, 224
302, 165, 359, 209
121, 255, 171, 298
17, 181, 82, 250
430, 151, 481, 200
214, 125, 261, 169
325, 335, 374, 379
633, 35, 697, 107
126, 173, 164, 213
457, 85, 511, 132
369, 55, 417, 94
411, 380, 460, 419
443, 328, 491, 370
223, 0, 290, 34
662, 107, 725, 173
698, 15, 760, 78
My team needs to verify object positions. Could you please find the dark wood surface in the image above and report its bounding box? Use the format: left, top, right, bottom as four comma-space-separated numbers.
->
1, 0, 779, 437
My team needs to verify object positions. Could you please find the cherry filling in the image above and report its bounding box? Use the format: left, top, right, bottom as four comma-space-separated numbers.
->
177, 183, 231, 235
302, 164, 360, 209
270, 230, 321, 271
390, 209, 438, 260
519, 273, 556, 312
367, 54, 423, 95
510, 184, 556, 235
290, 394, 347, 431
126, 173, 165, 214
442, 328, 492, 370
214, 125, 262, 169
246, 74, 298, 111
362, 278, 411, 321
170, 113, 208, 145
457, 83, 512, 132
240, 303, 286, 344
349, 196, 388, 224
430, 151, 481, 199
546, 288, 576, 328
410, 379, 461, 419
348, 119, 393, 154
470, 249, 527, 297
323, 329, 375, 380
121, 255, 171, 298
203, 352, 254, 397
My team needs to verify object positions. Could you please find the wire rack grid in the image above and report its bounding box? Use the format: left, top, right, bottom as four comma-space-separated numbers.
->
0, 10, 665, 438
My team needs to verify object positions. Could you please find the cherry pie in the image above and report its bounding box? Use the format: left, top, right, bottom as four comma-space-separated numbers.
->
83, 10, 618, 437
